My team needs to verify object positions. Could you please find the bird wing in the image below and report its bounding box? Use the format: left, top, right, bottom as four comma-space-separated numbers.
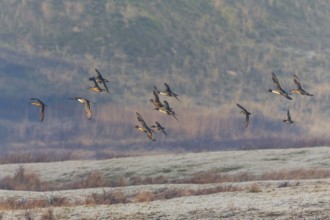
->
146, 131, 155, 141
84, 100, 92, 120
156, 122, 167, 135
40, 105, 45, 122
154, 86, 160, 94
101, 80, 109, 93
163, 100, 170, 109
136, 112, 147, 126
95, 68, 109, 82
173, 94, 181, 102
171, 112, 179, 121
89, 77, 99, 87
283, 93, 293, 100
164, 83, 180, 101
155, 121, 161, 128
162, 129, 167, 136
271, 72, 282, 89
164, 83, 171, 92
287, 110, 291, 121
95, 68, 103, 78
236, 103, 248, 113
245, 114, 250, 128
293, 74, 303, 90
30, 98, 40, 102
153, 90, 160, 102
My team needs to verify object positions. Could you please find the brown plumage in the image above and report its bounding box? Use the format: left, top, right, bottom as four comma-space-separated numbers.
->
268, 72, 293, 100
155, 100, 178, 121
94, 68, 109, 93
291, 74, 313, 96
30, 98, 47, 122
151, 121, 167, 136
69, 97, 92, 120
88, 77, 103, 93
149, 90, 164, 108
154, 83, 180, 102
135, 112, 155, 141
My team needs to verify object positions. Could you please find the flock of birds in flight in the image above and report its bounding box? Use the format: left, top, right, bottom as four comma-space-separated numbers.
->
30, 70, 313, 141
237, 72, 313, 128
29, 68, 181, 141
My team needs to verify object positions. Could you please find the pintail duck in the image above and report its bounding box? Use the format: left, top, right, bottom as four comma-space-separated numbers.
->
291, 74, 313, 96
135, 112, 155, 141
151, 121, 167, 136
155, 100, 178, 121
283, 109, 294, 124
30, 98, 47, 122
149, 90, 164, 108
154, 83, 180, 102
268, 72, 293, 100
88, 77, 103, 93
236, 103, 251, 128
94, 68, 109, 93
69, 97, 92, 120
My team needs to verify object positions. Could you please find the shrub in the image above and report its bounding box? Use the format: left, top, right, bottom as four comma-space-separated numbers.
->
248, 183, 261, 193
66, 170, 109, 189
0, 166, 48, 191
0, 152, 73, 164
40, 209, 56, 220
86, 190, 127, 205
134, 192, 153, 202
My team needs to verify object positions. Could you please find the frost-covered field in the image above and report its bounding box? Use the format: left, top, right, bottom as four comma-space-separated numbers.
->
1, 146, 330, 219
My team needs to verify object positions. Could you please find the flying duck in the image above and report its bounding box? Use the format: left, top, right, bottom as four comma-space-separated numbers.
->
88, 77, 103, 93
30, 98, 47, 122
151, 121, 167, 136
290, 74, 313, 96
135, 112, 155, 141
283, 109, 294, 124
154, 83, 180, 102
268, 72, 293, 100
155, 100, 178, 121
69, 97, 92, 120
236, 103, 251, 128
94, 68, 109, 93
149, 90, 164, 108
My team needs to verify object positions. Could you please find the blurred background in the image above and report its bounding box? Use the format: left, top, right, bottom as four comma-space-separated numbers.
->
0, 0, 329, 158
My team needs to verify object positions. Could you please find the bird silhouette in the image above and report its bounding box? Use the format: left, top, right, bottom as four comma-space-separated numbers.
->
135, 112, 156, 141
69, 97, 92, 120
236, 103, 251, 128
30, 98, 47, 122
268, 72, 293, 100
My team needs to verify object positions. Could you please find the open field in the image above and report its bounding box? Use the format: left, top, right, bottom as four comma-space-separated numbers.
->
1, 146, 330, 219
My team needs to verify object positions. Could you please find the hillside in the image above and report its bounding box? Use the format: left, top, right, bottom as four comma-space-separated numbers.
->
1, 1, 330, 154
0, 147, 330, 219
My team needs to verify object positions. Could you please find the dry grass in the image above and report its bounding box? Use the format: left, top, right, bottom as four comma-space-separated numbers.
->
67, 170, 110, 189
0, 164, 329, 212
1, 166, 330, 193
261, 168, 330, 180
86, 190, 127, 205
134, 191, 154, 203
85, 185, 242, 206
177, 168, 330, 184
40, 209, 56, 220
0, 166, 49, 191
248, 183, 262, 193
0, 152, 74, 164
0, 151, 136, 164
0, 196, 68, 211
0, 184, 242, 212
